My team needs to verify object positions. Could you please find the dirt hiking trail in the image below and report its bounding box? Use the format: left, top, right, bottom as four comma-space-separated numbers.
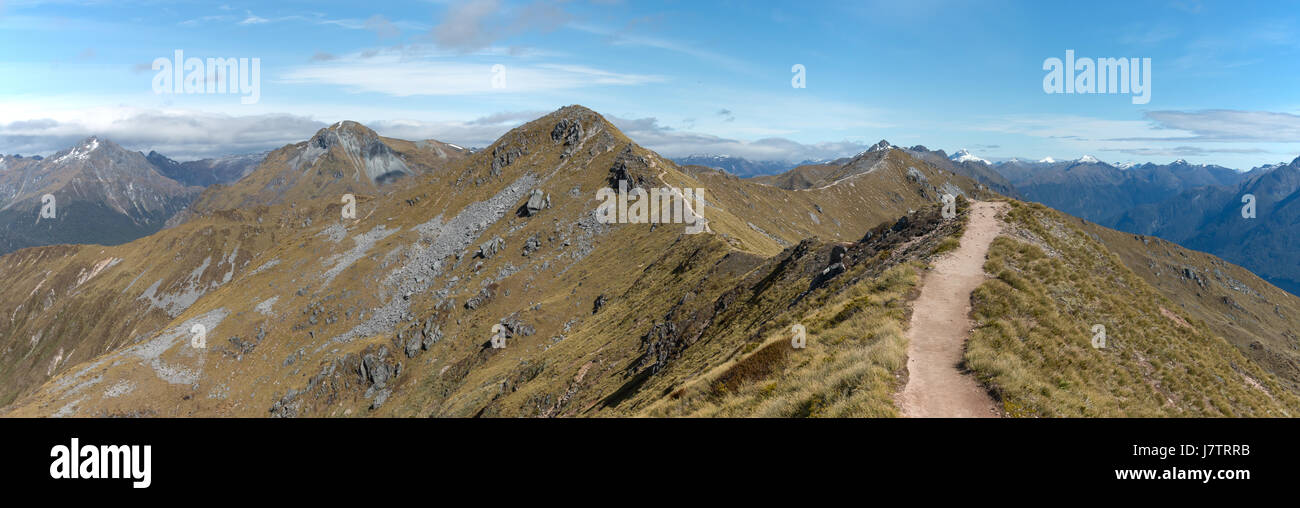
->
900, 201, 1007, 418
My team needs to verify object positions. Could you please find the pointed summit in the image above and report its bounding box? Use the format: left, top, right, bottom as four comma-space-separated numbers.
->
48, 136, 111, 165
867, 140, 893, 152
950, 149, 989, 164
291, 120, 411, 182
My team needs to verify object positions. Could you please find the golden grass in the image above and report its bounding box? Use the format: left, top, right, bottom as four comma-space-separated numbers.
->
645, 262, 918, 417
965, 201, 1300, 417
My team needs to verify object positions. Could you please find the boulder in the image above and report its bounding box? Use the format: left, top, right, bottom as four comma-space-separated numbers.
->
475, 236, 505, 259
520, 189, 550, 217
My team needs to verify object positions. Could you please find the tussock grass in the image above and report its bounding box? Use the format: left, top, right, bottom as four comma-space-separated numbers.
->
647, 263, 917, 417
932, 236, 961, 256
966, 201, 1300, 417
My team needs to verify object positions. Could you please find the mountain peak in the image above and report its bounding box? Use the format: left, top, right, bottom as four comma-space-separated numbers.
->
1038, 157, 1055, 163
867, 139, 893, 152
1077, 155, 1099, 163
292, 120, 410, 183
950, 149, 989, 164
48, 136, 115, 165
314, 120, 379, 141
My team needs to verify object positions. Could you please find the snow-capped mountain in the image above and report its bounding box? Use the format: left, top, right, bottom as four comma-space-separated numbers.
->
0, 137, 203, 255
988, 154, 1249, 230
949, 149, 989, 164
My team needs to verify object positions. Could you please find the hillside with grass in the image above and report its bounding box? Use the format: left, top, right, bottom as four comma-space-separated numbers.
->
7, 105, 1296, 419
967, 201, 1300, 417
0, 106, 991, 417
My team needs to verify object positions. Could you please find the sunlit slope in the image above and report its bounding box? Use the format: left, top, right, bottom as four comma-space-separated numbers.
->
2, 106, 985, 417
967, 201, 1300, 417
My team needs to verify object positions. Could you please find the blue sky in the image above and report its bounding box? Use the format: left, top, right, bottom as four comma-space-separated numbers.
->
1, 0, 1298, 169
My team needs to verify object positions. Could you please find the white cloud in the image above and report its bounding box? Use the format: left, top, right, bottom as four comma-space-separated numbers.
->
238, 11, 268, 25
1140, 110, 1300, 142
278, 52, 663, 96
609, 115, 868, 162
569, 23, 753, 74
433, 0, 572, 53
0, 107, 325, 160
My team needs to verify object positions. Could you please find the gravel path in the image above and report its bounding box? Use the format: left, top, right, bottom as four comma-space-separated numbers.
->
900, 201, 1006, 418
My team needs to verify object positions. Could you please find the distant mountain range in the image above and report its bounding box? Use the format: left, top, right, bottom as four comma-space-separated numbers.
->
671, 154, 825, 178
681, 146, 1300, 296
5, 106, 1300, 420
1113, 156, 1300, 295
0, 139, 268, 256
680, 142, 1019, 198
145, 150, 267, 188
992, 156, 1246, 225
983, 152, 1300, 296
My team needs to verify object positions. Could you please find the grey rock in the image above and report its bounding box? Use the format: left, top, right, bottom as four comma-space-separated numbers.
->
475, 236, 506, 259
522, 235, 542, 257
521, 189, 550, 217
551, 118, 584, 158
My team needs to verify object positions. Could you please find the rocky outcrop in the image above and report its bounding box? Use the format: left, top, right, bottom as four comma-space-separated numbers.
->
475, 237, 506, 259
270, 344, 401, 417
551, 118, 584, 159
518, 189, 551, 217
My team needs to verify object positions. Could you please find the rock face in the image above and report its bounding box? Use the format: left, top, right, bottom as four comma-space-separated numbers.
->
551, 118, 584, 159
491, 144, 525, 177
291, 121, 412, 183
500, 314, 535, 338
809, 245, 847, 290
397, 317, 444, 358
608, 145, 650, 189
269, 344, 401, 417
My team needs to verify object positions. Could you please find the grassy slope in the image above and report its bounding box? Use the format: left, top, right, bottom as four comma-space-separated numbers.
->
631, 202, 969, 417
967, 201, 1300, 417
0, 105, 987, 418
1079, 221, 1300, 395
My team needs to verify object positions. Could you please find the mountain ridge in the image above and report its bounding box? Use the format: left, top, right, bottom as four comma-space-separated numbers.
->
2, 105, 1298, 420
